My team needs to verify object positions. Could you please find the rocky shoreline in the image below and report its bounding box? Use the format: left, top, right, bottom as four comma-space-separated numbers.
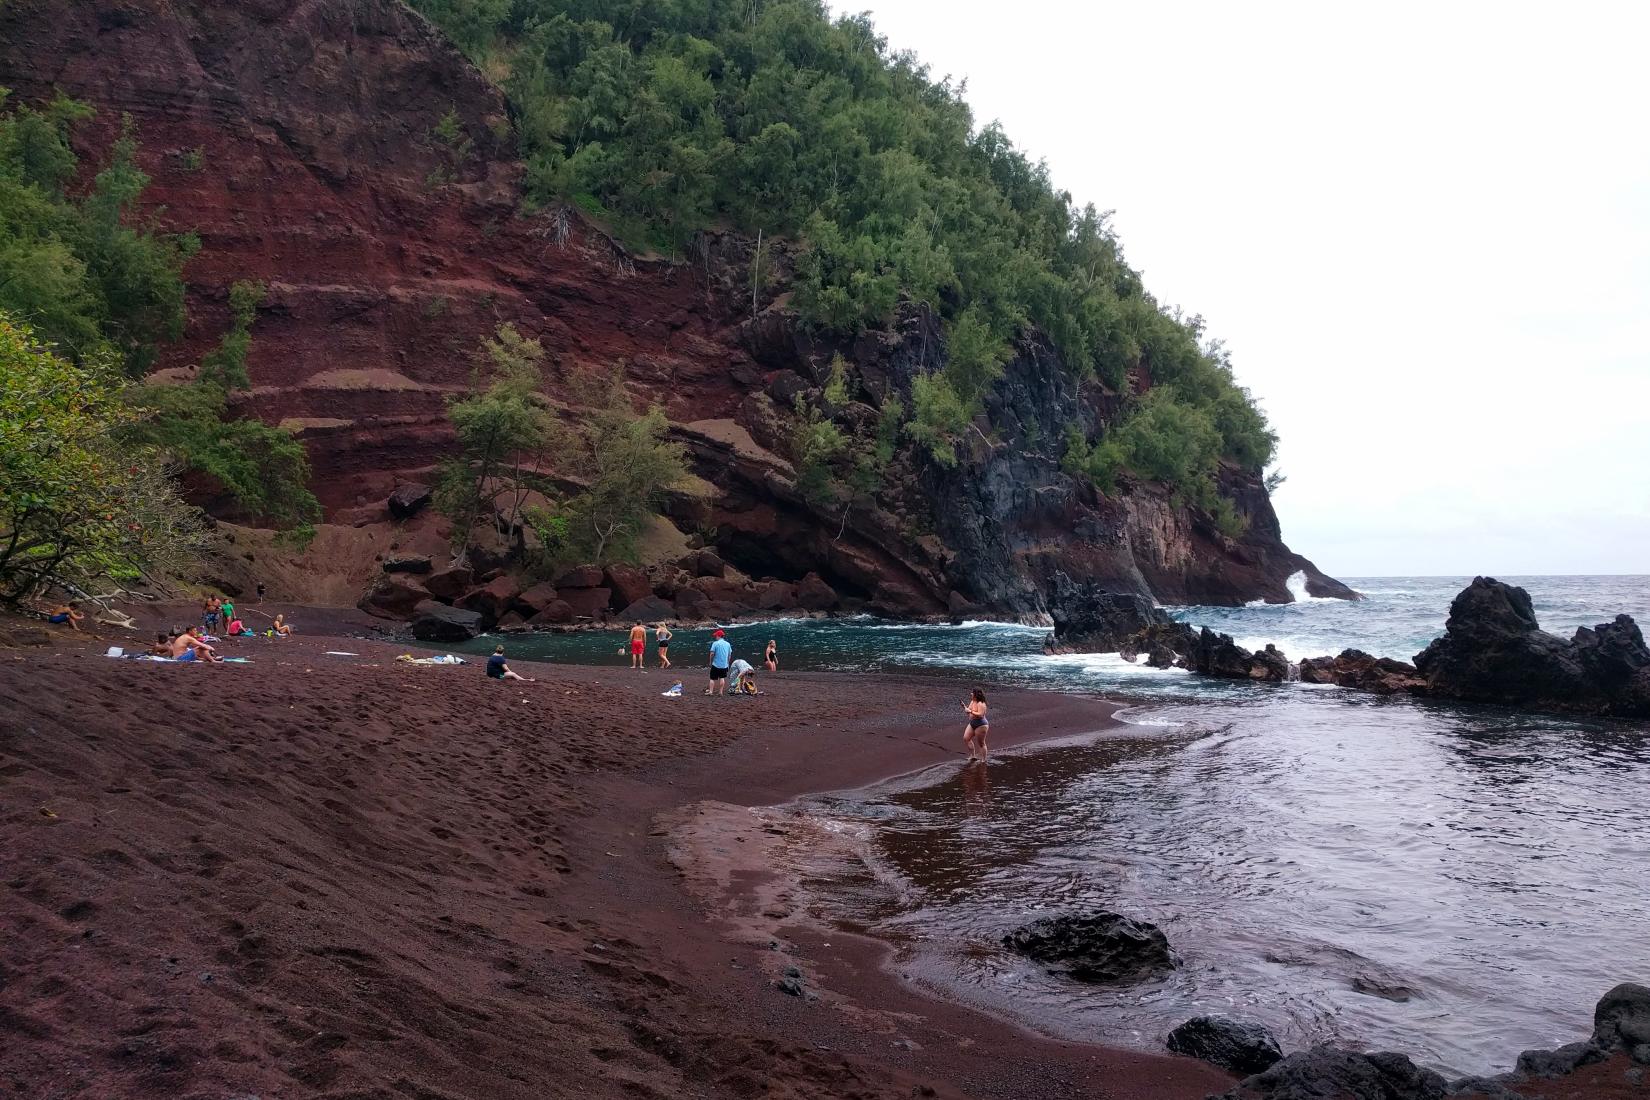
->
1045, 575, 1650, 720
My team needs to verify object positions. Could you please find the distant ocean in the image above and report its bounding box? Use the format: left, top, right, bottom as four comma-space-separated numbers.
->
454, 575, 1650, 1076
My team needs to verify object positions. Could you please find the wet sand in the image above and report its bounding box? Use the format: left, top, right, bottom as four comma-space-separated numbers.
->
1, 617, 1241, 1099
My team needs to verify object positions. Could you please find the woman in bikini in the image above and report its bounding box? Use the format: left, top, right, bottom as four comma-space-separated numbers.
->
656, 623, 673, 669
962, 688, 990, 761
764, 639, 778, 673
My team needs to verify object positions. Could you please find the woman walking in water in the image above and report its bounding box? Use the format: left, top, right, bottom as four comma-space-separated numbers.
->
962, 689, 990, 761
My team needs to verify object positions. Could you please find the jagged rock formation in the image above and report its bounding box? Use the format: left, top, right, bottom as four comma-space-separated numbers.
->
1299, 650, 1426, 695
0, 0, 1349, 619
1413, 578, 1650, 717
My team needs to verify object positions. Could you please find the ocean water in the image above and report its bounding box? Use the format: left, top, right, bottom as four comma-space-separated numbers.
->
452, 575, 1650, 1076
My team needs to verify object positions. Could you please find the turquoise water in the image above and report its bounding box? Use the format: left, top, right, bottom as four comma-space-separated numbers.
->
450, 575, 1650, 705
447, 575, 1650, 1075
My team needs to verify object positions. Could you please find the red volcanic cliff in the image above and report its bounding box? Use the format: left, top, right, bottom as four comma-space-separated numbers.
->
0, 0, 1350, 616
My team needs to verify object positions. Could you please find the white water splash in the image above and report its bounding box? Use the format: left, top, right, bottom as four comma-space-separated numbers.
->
1286, 570, 1311, 602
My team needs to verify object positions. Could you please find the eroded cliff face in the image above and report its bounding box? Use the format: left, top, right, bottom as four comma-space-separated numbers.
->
0, 0, 1350, 617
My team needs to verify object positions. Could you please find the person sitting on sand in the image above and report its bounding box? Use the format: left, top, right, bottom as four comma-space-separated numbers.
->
226, 616, 246, 637
486, 645, 533, 682
629, 621, 647, 670
962, 689, 990, 761
272, 614, 292, 636
149, 631, 172, 656
764, 639, 778, 673
47, 601, 85, 632
656, 622, 673, 669
170, 627, 222, 663
706, 629, 732, 695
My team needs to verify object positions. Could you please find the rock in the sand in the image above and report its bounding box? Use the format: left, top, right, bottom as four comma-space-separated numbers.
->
410, 600, 483, 641
387, 482, 432, 519
1001, 912, 1176, 984
1213, 1046, 1448, 1100
1414, 577, 1650, 717
1166, 1016, 1283, 1076
381, 554, 432, 574
527, 601, 573, 626
1044, 573, 1172, 655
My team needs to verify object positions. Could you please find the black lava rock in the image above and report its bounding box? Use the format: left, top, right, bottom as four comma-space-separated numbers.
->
409, 600, 483, 641
1413, 577, 1650, 717
387, 482, 432, 520
1213, 1046, 1448, 1100
1166, 1015, 1283, 1076
1001, 912, 1176, 984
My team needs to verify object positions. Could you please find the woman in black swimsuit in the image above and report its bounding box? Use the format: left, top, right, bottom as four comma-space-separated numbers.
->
764, 639, 778, 673
962, 688, 989, 761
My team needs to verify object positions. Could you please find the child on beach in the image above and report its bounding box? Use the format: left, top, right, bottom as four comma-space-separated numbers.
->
656, 623, 673, 669
47, 602, 84, 632
486, 645, 533, 682
962, 689, 990, 761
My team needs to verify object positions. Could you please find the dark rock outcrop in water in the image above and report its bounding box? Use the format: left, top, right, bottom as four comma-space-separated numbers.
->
1413, 578, 1650, 717
1001, 913, 1176, 984
1299, 649, 1425, 695
1166, 1016, 1284, 1076
1214, 1047, 1449, 1100
409, 601, 483, 642
1042, 575, 1172, 655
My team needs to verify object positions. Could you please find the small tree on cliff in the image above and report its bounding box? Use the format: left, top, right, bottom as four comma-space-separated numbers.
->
435, 323, 551, 555
548, 367, 686, 564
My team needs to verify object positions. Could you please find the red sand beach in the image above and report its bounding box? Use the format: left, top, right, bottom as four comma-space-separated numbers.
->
0, 616, 1633, 1099
1, 616, 1236, 1100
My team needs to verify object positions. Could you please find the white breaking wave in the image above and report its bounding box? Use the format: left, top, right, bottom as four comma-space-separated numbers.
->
1286, 570, 1311, 602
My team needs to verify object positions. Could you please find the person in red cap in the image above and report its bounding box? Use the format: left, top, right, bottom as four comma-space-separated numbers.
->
706, 628, 733, 695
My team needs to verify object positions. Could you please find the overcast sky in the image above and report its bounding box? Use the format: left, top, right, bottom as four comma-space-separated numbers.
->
862, 0, 1649, 578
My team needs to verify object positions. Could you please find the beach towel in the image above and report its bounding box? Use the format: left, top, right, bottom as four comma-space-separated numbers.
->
324, 651, 359, 657
396, 653, 467, 666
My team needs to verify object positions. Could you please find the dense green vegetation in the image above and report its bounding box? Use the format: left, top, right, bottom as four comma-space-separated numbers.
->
0, 314, 205, 602
411, 0, 1275, 506
0, 89, 317, 600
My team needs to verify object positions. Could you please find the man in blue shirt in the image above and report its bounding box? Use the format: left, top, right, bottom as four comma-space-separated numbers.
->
706, 629, 732, 695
